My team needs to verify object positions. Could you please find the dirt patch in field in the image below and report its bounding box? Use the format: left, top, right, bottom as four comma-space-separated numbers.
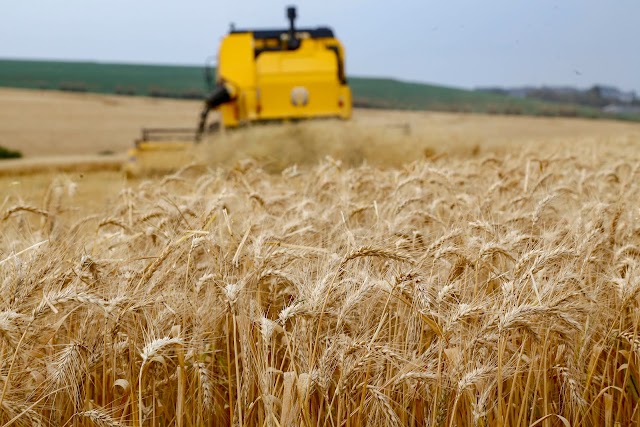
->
0, 88, 201, 157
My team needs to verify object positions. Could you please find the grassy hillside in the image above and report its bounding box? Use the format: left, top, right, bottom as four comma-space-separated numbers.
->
351, 78, 547, 113
0, 59, 206, 97
1, 58, 636, 120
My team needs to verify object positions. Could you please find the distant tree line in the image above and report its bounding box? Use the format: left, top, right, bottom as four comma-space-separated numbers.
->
478, 85, 638, 109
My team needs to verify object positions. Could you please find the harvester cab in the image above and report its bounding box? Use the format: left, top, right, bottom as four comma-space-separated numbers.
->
125, 6, 352, 176
198, 5, 352, 133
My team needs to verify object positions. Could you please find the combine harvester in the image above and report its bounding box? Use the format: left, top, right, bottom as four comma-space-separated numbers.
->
126, 6, 352, 175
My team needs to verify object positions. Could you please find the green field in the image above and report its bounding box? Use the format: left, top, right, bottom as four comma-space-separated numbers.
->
351, 78, 576, 115
1, 58, 636, 120
0, 59, 206, 97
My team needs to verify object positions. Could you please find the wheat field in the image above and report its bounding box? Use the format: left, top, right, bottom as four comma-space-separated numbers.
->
2, 145, 640, 426
2, 89, 640, 426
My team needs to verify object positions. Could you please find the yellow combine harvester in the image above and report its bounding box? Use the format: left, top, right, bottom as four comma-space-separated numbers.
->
126, 6, 352, 175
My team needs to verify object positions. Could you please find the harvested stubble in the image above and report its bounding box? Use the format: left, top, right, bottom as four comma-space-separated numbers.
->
1, 151, 640, 426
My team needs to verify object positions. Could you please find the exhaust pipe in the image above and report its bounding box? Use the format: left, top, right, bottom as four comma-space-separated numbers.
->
286, 6, 300, 50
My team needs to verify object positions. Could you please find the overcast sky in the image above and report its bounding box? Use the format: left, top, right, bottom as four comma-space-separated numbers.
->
2, 0, 638, 93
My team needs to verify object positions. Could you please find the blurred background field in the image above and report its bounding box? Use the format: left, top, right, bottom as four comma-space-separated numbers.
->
3, 59, 638, 121
2, 87, 640, 161
2, 87, 640, 214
